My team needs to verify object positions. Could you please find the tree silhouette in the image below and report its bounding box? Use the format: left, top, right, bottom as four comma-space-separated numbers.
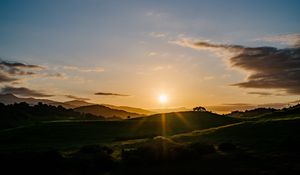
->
193, 106, 206, 112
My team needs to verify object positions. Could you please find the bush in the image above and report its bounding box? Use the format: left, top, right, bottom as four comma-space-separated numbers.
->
70, 145, 116, 173
218, 142, 237, 152
121, 138, 216, 164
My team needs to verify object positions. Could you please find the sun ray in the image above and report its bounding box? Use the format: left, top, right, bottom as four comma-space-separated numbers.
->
174, 112, 191, 128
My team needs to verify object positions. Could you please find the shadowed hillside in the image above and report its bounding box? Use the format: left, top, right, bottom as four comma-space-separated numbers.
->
0, 102, 104, 129
74, 104, 143, 119
0, 111, 239, 151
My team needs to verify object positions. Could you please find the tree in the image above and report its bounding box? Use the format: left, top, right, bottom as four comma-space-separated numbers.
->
193, 106, 206, 112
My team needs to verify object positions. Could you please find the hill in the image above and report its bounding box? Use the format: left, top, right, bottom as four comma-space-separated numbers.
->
150, 107, 191, 113
1, 108, 299, 174
63, 100, 94, 108
0, 93, 55, 105
0, 110, 240, 151
74, 104, 143, 119
0, 94, 156, 115
228, 108, 277, 118
0, 102, 104, 129
103, 104, 154, 115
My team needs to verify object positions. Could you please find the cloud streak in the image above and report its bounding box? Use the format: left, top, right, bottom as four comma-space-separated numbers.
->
257, 33, 300, 46
1, 86, 53, 97
65, 95, 90, 101
94, 92, 129, 96
0, 60, 44, 82
0, 72, 17, 83
174, 36, 300, 95
63, 66, 104, 73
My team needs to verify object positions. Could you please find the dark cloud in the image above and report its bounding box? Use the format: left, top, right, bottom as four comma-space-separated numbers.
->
194, 41, 244, 51
94, 92, 129, 96
0, 61, 43, 69
221, 103, 253, 106
0, 60, 45, 83
1, 86, 53, 97
181, 39, 300, 95
248, 92, 284, 96
0, 72, 17, 83
248, 92, 273, 96
65, 95, 90, 101
0, 60, 43, 76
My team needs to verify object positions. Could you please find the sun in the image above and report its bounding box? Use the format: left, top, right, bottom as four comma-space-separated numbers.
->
158, 94, 168, 104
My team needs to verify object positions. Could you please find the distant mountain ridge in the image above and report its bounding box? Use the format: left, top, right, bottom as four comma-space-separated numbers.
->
74, 104, 142, 119
0, 93, 185, 116
150, 107, 191, 113
102, 104, 154, 115
0, 93, 56, 105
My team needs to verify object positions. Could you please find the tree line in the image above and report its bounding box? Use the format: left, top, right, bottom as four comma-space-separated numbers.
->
0, 102, 104, 129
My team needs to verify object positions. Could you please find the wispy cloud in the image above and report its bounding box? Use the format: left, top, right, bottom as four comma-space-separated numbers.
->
248, 91, 284, 96
65, 95, 90, 101
173, 36, 300, 95
150, 32, 166, 38
0, 86, 53, 97
0, 60, 45, 83
63, 66, 104, 73
94, 92, 129, 96
203, 76, 215, 80
0, 60, 44, 70
256, 33, 300, 46
0, 72, 17, 83
147, 52, 158, 57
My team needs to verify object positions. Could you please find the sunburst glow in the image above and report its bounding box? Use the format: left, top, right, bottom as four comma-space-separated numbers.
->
158, 94, 168, 104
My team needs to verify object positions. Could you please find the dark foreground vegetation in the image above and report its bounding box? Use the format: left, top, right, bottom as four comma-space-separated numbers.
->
0, 102, 104, 129
0, 103, 300, 174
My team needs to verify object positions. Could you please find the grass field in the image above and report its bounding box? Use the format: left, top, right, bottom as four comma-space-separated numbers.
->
0, 111, 239, 152
1, 110, 300, 175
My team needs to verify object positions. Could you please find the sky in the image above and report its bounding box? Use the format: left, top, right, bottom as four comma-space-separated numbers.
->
0, 0, 300, 111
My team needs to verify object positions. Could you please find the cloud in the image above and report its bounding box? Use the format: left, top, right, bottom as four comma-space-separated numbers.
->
0, 72, 17, 83
150, 32, 166, 38
248, 91, 285, 96
0, 60, 46, 83
0, 60, 43, 69
152, 65, 172, 71
256, 33, 300, 46
0, 60, 44, 76
63, 66, 104, 73
290, 99, 300, 104
65, 95, 90, 101
94, 92, 129, 96
0, 86, 53, 97
203, 76, 214, 80
147, 52, 158, 56
174, 37, 300, 95
248, 92, 273, 96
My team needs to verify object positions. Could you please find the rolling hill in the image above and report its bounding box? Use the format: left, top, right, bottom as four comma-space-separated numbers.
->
74, 104, 143, 119
0, 93, 55, 105
0, 94, 153, 115
103, 104, 154, 115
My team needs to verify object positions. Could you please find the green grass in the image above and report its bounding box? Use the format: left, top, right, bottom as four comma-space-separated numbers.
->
0, 111, 239, 152
1, 110, 300, 174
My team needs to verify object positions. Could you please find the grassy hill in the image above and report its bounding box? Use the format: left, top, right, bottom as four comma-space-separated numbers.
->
74, 104, 144, 119
0, 111, 239, 152
1, 107, 300, 175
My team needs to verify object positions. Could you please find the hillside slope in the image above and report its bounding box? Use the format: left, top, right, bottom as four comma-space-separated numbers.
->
74, 105, 142, 119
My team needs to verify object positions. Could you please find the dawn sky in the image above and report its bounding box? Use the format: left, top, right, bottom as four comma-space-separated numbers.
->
1, 0, 300, 111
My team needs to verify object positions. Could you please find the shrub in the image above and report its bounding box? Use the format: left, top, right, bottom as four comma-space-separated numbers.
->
218, 142, 237, 152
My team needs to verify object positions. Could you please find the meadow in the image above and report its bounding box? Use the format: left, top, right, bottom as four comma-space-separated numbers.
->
1, 107, 300, 175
